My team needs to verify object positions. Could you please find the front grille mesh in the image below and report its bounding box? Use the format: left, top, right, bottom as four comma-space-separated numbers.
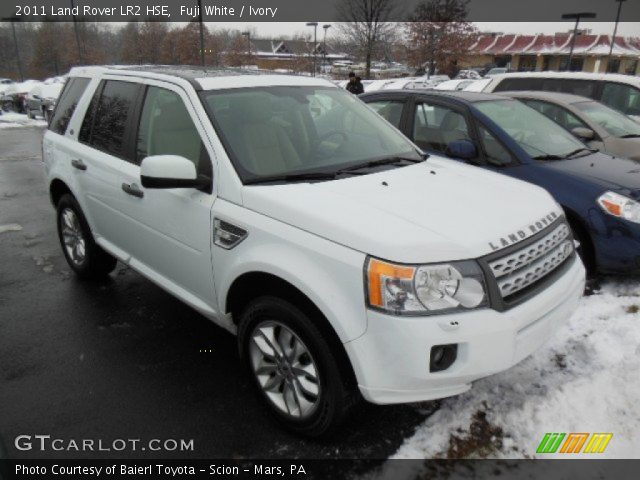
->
489, 222, 573, 299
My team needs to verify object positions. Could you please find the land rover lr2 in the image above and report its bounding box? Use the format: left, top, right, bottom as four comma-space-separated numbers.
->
43, 66, 585, 436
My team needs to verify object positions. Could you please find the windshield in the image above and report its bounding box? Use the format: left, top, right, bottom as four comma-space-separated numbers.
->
573, 101, 640, 138
200, 85, 420, 183
475, 100, 587, 158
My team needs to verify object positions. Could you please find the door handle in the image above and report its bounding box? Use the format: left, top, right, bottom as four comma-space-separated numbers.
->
71, 159, 87, 171
121, 183, 144, 198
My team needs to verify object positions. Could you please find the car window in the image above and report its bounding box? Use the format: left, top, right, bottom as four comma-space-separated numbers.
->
367, 100, 404, 128
201, 86, 419, 182
493, 77, 542, 92
523, 100, 587, 132
136, 86, 211, 178
87, 80, 140, 160
601, 83, 640, 116
541, 79, 596, 98
478, 125, 513, 166
573, 101, 640, 138
475, 100, 586, 159
48, 77, 90, 135
412, 102, 471, 154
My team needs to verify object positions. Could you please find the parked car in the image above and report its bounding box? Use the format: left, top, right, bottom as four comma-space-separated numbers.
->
485, 67, 511, 77
503, 91, 640, 161
435, 79, 477, 91
381, 77, 436, 90
480, 72, 640, 122
1, 79, 41, 113
0, 78, 14, 85
44, 66, 585, 435
361, 89, 640, 275
456, 70, 483, 80
25, 83, 64, 122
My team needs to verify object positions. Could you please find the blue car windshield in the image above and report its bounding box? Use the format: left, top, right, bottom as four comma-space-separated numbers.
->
476, 100, 587, 159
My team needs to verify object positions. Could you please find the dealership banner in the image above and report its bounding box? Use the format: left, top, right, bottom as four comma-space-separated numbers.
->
2, 0, 640, 22
3, 459, 640, 479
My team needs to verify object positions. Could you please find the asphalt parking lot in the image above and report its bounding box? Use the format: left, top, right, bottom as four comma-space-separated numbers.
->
0, 126, 435, 462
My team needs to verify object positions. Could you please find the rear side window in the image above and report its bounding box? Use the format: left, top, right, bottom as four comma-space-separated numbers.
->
48, 77, 90, 135
412, 102, 471, 154
601, 82, 640, 116
493, 78, 542, 92
84, 80, 141, 160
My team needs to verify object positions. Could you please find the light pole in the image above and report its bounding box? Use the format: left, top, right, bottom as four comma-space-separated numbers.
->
306, 22, 318, 76
241, 31, 251, 62
607, 0, 627, 72
197, 0, 205, 66
561, 12, 596, 71
70, 0, 83, 64
322, 24, 331, 73
2, 16, 23, 81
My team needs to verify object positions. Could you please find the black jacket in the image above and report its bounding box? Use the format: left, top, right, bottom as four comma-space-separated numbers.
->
346, 80, 364, 95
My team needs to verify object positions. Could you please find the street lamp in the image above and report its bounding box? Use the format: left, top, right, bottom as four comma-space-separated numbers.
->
322, 24, 331, 72
197, 0, 205, 66
70, 0, 83, 64
607, 0, 627, 71
2, 16, 24, 81
241, 31, 251, 58
306, 22, 318, 77
561, 12, 597, 71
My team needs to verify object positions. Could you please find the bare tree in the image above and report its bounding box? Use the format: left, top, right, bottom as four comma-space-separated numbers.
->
404, 0, 477, 76
337, 0, 397, 79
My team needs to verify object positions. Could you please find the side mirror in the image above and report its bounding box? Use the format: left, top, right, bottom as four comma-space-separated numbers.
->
571, 127, 595, 141
140, 155, 207, 189
445, 139, 478, 161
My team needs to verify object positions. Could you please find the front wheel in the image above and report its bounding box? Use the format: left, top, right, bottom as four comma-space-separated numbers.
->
238, 296, 357, 437
56, 194, 117, 279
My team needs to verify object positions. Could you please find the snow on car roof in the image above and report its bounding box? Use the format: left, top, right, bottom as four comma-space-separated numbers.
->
68, 65, 334, 91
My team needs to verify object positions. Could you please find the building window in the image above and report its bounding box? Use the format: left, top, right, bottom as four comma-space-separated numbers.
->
607, 58, 621, 73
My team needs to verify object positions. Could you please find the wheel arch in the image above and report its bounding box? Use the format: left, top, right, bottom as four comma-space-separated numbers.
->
49, 177, 74, 207
226, 271, 358, 389
563, 206, 596, 273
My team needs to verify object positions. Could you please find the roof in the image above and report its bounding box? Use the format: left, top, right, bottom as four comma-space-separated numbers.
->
487, 71, 640, 87
469, 33, 640, 57
500, 90, 595, 105
361, 89, 511, 104
68, 65, 334, 90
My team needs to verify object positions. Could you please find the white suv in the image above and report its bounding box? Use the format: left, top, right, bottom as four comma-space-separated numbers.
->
43, 66, 585, 436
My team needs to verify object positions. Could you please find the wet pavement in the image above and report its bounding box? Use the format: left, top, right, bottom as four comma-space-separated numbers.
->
0, 127, 435, 463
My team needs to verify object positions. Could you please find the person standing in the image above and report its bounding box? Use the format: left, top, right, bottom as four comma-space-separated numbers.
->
345, 72, 364, 95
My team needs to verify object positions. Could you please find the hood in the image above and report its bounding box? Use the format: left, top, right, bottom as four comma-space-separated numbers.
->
540, 151, 640, 199
605, 137, 640, 162
241, 158, 562, 263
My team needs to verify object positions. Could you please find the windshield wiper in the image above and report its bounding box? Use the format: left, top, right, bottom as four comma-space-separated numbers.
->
620, 134, 640, 139
532, 154, 564, 161
244, 172, 338, 185
336, 155, 425, 174
562, 147, 598, 158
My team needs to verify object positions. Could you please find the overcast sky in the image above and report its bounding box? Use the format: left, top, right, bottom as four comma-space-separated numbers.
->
219, 22, 639, 39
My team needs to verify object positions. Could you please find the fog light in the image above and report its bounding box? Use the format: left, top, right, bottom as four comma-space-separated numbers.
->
430, 344, 458, 372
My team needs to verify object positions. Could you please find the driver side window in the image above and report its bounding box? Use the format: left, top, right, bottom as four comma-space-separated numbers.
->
524, 100, 587, 132
412, 102, 471, 154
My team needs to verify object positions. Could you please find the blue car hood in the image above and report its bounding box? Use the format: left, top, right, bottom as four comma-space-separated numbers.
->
539, 152, 640, 200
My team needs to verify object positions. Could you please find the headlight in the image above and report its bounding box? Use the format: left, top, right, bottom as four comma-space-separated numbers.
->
365, 257, 488, 315
597, 191, 640, 224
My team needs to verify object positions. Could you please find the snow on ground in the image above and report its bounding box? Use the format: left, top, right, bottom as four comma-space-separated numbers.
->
389, 279, 640, 462
0, 112, 47, 128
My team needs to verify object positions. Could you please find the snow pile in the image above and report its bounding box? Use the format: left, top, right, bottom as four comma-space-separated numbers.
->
0, 112, 47, 128
392, 279, 640, 460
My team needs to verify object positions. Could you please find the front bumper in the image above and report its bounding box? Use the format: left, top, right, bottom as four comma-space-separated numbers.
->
345, 255, 585, 404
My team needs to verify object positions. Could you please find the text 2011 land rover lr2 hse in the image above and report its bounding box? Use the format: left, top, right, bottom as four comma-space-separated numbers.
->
43, 66, 585, 436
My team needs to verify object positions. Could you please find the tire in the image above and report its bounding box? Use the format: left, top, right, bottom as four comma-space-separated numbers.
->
56, 194, 117, 279
568, 219, 596, 277
238, 296, 358, 437
27, 109, 35, 119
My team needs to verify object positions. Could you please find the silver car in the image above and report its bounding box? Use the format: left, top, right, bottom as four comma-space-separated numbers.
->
506, 91, 640, 162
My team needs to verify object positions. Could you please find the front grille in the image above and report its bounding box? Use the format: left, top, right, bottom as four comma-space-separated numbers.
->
488, 222, 573, 299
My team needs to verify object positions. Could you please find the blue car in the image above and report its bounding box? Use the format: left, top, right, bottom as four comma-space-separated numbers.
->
360, 90, 640, 275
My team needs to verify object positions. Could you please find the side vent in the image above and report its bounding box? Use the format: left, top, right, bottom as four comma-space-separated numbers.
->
214, 219, 248, 249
